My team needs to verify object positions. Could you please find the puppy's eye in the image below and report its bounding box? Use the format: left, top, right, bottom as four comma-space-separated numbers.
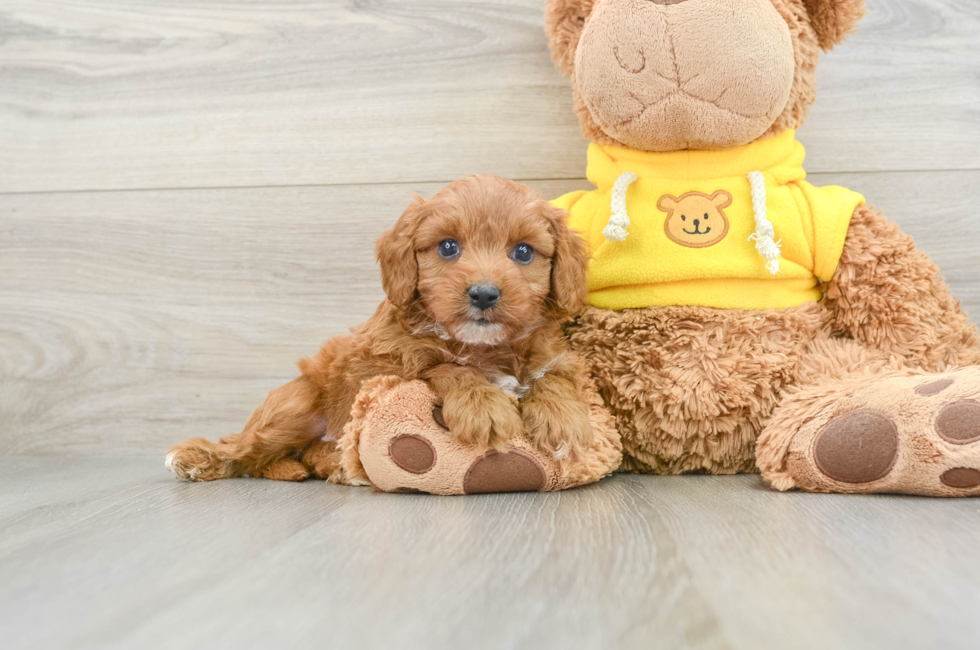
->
704, 213, 709, 220
681, 215, 686, 221
437, 239, 460, 260
511, 243, 534, 265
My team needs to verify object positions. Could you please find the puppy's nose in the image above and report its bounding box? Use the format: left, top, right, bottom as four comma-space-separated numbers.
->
468, 283, 500, 311
693, 219, 701, 228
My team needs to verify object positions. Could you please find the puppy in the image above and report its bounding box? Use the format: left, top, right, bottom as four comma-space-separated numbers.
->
167, 175, 594, 482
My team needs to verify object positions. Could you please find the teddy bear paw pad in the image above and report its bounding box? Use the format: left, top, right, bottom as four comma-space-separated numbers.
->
915, 377, 955, 396
935, 401, 980, 445
813, 409, 899, 484
463, 450, 547, 494
940, 468, 980, 489
431, 406, 449, 430
388, 434, 437, 474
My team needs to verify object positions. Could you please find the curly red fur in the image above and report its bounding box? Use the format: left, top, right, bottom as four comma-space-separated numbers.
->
167, 175, 594, 481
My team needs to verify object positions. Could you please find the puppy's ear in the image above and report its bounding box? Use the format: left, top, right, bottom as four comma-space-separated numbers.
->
545, 0, 596, 77
803, 0, 867, 51
543, 202, 590, 317
376, 196, 427, 308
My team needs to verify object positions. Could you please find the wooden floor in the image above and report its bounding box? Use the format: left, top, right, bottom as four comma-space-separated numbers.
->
2, 457, 980, 650
2, 1, 979, 648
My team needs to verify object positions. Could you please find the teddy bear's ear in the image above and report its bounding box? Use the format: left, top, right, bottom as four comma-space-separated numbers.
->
803, 0, 868, 51
545, 0, 596, 77
710, 191, 733, 210
657, 195, 679, 213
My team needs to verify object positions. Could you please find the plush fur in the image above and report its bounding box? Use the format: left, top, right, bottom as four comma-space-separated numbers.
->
566, 205, 980, 479
545, 0, 864, 150
546, 0, 980, 493
757, 367, 980, 496
166, 175, 596, 482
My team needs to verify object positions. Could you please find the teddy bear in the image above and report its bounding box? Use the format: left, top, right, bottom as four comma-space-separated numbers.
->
332, 0, 980, 497
546, 0, 980, 495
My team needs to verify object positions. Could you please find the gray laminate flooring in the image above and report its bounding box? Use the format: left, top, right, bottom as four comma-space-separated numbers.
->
2, 457, 978, 650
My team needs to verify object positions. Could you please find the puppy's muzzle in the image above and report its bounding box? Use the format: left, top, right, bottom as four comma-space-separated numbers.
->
468, 283, 500, 311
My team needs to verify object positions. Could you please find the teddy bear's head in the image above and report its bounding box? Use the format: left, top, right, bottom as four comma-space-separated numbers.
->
545, 0, 866, 152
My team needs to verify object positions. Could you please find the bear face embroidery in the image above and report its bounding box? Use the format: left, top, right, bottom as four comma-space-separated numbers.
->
657, 191, 732, 249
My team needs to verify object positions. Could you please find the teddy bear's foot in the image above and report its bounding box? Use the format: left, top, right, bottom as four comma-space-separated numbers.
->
335, 376, 621, 495
758, 367, 980, 496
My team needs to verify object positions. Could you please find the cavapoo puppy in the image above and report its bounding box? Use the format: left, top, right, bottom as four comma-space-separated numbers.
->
167, 174, 594, 482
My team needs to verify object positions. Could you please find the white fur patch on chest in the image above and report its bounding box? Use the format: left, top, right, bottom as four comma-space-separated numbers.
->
493, 374, 527, 398
491, 354, 564, 399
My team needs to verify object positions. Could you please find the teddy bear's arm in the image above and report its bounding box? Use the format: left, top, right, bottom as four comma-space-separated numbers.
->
822, 205, 980, 370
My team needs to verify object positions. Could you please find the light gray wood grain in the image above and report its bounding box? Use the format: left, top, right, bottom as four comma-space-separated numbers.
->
2, 3, 978, 649
1, 457, 978, 650
2, 173, 978, 456
1, 0, 978, 194
798, 0, 980, 173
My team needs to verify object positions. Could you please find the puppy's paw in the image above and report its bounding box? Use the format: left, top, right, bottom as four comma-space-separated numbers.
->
256, 458, 310, 482
442, 386, 523, 451
165, 438, 236, 482
301, 440, 342, 480
522, 396, 594, 459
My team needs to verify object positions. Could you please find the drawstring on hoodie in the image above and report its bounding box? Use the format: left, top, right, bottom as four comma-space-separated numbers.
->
746, 171, 782, 275
602, 171, 638, 242
603, 169, 782, 276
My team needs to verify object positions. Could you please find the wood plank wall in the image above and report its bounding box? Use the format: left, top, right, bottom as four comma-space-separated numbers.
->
1, 0, 978, 455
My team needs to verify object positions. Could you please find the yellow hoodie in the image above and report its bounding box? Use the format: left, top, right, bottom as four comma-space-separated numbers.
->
552, 130, 865, 311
